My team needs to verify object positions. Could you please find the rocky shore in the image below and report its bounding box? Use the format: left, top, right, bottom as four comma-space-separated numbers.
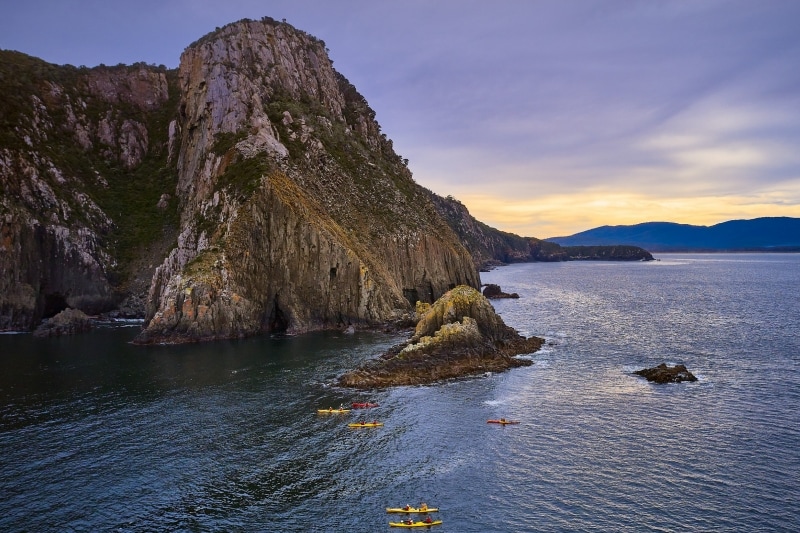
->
338, 285, 543, 388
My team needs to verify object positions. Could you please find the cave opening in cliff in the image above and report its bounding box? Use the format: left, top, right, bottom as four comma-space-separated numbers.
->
269, 295, 289, 333
42, 293, 69, 318
403, 288, 419, 306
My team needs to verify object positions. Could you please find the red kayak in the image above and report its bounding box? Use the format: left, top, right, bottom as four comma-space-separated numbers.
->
352, 402, 379, 409
487, 419, 520, 425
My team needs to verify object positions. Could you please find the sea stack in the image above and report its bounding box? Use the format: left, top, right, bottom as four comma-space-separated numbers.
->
338, 285, 543, 388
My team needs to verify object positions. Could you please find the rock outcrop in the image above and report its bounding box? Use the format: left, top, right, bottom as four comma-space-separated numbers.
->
135, 18, 479, 343
483, 283, 519, 299
32, 308, 92, 337
338, 285, 543, 388
634, 363, 698, 383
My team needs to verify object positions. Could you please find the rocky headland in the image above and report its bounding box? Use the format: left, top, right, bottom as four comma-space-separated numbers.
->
1, 18, 479, 342
338, 285, 543, 388
2, 17, 653, 343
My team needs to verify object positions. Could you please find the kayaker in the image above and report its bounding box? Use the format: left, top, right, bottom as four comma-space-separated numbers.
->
403, 504, 410, 511
419, 503, 428, 511
423, 515, 433, 524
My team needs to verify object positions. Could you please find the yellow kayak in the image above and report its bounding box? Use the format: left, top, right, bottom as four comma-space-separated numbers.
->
389, 519, 442, 528
347, 421, 383, 428
317, 408, 350, 414
386, 506, 439, 513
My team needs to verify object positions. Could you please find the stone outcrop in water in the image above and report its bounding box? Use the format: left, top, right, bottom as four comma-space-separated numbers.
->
338, 285, 543, 388
33, 308, 92, 337
634, 363, 698, 383
482, 283, 519, 299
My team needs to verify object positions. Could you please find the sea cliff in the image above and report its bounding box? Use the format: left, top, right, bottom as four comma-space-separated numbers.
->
1, 18, 479, 341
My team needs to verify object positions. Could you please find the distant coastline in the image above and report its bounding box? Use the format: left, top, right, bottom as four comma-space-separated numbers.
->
547, 217, 800, 253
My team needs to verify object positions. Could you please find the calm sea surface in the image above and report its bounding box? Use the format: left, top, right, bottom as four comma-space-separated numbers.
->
2, 253, 799, 532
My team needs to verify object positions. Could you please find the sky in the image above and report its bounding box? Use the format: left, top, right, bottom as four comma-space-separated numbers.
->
2, 0, 799, 238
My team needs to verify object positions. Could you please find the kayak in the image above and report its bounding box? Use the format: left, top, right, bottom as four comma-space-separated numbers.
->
351, 402, 379, 408
487, 419, 520, 425
347, 421, 383, 428
389, 520, 442, 528
317, 408, 350, 414
386, 506, 439, 513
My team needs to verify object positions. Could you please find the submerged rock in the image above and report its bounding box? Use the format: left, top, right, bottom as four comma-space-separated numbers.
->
33, 308, 93, 337
634, 363, 697, 384
338, 285, 543, 388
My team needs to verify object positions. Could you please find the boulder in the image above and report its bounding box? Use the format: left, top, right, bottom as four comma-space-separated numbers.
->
338, 285, 543, 388
634, 363, 697, 383
482, 283, 519, 299
33, 308, 93, 337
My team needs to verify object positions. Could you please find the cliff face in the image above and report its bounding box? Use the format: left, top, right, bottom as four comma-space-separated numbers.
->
137, 18, 478, 343
0, 51, 179, 330
1, 19, 480, 339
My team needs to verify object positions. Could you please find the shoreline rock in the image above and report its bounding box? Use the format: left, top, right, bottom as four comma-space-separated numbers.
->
482, 283, 519, 299
338, 285, 543, 388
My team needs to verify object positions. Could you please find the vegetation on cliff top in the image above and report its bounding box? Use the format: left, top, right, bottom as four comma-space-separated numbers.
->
0, 51, 181, 283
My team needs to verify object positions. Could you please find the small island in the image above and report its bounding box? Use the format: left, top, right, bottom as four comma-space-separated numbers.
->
634, 363, 698, 384
338, 285, 543, 388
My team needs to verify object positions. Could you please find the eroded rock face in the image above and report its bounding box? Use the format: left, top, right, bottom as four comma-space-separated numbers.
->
634, 363, 698, 383
2, 19, 479, 340
136, 19, 479, 343
338, 285, 543, 388
0, 52, 177, 331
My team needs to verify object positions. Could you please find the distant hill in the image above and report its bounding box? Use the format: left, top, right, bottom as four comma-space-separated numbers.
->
547, 217, 800, 252
428, 194, 654, 268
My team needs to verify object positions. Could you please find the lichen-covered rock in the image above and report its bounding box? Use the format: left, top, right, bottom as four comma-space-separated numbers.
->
338, 285, 543, 388
634, 363, 698, 383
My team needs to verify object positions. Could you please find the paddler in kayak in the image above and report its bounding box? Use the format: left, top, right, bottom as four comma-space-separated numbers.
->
423, 515, 433, 524
419, 503, 428, 512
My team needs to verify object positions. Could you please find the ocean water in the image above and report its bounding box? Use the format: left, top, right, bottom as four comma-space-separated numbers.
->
1, 253, 799, 532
